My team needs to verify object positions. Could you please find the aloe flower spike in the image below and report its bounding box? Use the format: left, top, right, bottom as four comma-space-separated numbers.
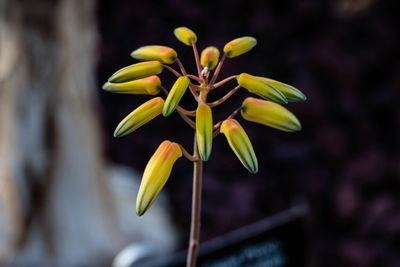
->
131, 45, 177, 64
241, 97, 301, 132
114, 97, 164, 137
220, 119, 258, 173
136, 141, 182, 216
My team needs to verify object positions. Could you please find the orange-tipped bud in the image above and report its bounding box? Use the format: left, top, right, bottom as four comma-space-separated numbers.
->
136, 141, 182, 216
174, 27, 197, 46
131, 45, 177, 64
220, 119, 258, 173
223, 36, 257, 58
200, 46, 220, 70
102, 76, 161, 95
108, 61, 163, 83
113, 97, 164, 137
241, 97, 301, 132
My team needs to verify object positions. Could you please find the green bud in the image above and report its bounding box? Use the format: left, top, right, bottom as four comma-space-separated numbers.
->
174, 27, 197, 46
223, 36, 257, 58
108, 61, 163, 83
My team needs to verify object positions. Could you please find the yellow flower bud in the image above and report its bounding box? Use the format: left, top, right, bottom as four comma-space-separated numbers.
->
220, 119, 258, 174
174, 27, 197, 46
131, 45, 177, 64
102, 76, 161, 95
114, 97, 164, 137
241, 97, 301, 132
108, 61, 163, 83
223, 36, 257, 58
163, 76, 190, 117
196, 104, 213, 161
200, 46, 220, 70
237, 73, 288, 104
256, 77, 306, 102
136, 141, 182, 216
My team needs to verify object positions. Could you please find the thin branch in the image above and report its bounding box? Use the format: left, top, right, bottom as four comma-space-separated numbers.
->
190, 83, 202, 91
161, 86, 169, 96
177, 109, 196, 129
208, 85, 241, 108
212, 106, 242, 137
228, 106, 242, 119
211, 75, 237, 89
209, 53, 226, 86
176, 58, 188, 75
191, 40, 202, 78
186, 74, 204, 83
178, 144, 197, 161
176, 106, 196, 116
213, 127, 220, 138
164, 65, 182, 78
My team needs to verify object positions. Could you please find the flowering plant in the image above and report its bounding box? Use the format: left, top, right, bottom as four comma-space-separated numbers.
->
103, 26, 306, 267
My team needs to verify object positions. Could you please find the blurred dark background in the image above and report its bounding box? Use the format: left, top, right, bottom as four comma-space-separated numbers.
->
97, 0, 400, 266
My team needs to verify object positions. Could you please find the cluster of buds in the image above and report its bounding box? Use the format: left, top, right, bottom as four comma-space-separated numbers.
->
103, 27, 306, 216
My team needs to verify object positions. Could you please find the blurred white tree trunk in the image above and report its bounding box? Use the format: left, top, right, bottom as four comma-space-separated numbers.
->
0, 0, 175, 266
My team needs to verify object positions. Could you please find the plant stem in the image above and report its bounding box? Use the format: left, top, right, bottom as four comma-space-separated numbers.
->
186, 138, 203, 267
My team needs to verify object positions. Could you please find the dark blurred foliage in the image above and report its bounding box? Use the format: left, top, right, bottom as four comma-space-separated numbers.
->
96, 0, 400, 266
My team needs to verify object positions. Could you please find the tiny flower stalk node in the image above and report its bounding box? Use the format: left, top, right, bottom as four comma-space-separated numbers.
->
103, 26, 306, 267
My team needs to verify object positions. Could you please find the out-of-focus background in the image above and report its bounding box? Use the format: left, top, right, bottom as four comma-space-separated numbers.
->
1, 0, 399, 266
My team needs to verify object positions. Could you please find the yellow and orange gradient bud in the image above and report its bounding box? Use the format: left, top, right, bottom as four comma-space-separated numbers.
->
108, 61, 164, 83
196, 104, 213, 161
241, 97, 301, 132
163, 76, 190, 116
131, 45, 177, 64
220, 119, 258, 174
114, 97, 164, 137
174, 27, 197, 46
223, 36, 257, 58
136, 141, 182, 216
200, 46, 220, 70
102, 76, 161, 95
256, 76, 306, 102
237, 73, 288, 104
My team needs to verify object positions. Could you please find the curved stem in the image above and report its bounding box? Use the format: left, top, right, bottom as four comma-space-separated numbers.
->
191, 40, 202, 78
176, 106, 196, 116
164, 65, 182, 77
186, 137, 203, 267
176, 58, 188, 76
212, 106, 242, 138
187, 74, 204, 83
177, 109, 196, 129
211, 75, 237, 90
209, 53, 226, 86
179, 144, 197, 162
208, 85, 241, 108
